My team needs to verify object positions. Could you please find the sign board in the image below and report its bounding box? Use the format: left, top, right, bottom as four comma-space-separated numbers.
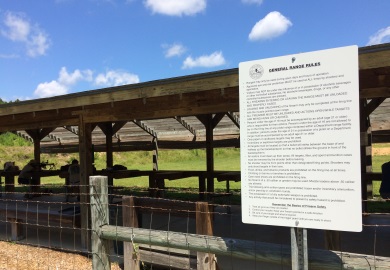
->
239, 46, 362, 232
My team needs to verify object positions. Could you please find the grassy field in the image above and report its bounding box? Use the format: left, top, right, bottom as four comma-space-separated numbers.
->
0, 146, 241, 191
1, 143, 388, 200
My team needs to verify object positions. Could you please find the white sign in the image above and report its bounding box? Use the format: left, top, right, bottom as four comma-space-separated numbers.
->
239, 46, 362, 232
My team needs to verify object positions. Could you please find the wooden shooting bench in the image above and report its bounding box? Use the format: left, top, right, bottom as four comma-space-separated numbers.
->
0, 169, 63, 193
215, 171, 241, 193
153, 170, 206, 198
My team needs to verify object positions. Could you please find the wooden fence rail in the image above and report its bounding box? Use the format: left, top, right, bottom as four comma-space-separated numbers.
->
90, 176, 390, 270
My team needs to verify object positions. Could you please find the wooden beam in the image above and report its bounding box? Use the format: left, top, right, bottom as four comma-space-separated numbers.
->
226, 111, 240, 128
39, 127, 56, 140
76, 87, 239, 124
360, 87, 390, 98
212, 113, 226, 129
112, 121, 127, 134
364, 97, 386, 118
13, 131, 33, 143
0, 69, 239, 117
359, 45, 390, 69
0, 118, 78, 133
174, 116, 196, 136
40, 137, 240, 153
359, 67, 390, 90
64, 125, 79, 135
133, 120, 157, 138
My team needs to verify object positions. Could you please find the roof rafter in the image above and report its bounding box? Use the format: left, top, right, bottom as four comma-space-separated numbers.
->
174, 116, 196, 136
13, 131, 33, 143
132, 120, 157, 138
227, 111, 240, 129
64, 126, 79, 135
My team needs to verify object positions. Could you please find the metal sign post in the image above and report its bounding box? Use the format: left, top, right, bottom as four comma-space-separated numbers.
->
291, 227, 308, 270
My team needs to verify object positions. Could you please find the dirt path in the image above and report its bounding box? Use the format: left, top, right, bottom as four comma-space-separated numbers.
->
372, 147, 390, 156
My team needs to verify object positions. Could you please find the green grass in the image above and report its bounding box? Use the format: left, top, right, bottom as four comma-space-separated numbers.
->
29, 148, 241, 192
371, 153, 389, 197
3, 144, 390, 210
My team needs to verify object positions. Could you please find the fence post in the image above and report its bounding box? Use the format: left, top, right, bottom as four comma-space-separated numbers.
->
90, 175, 111, 270
123, 196, 140, 270
291, 227, 308, 270
196, 201, 216, 270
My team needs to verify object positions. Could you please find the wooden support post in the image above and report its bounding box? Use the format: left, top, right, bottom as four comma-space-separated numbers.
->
105, 123, 114, 201
152, 138, 164, 197
197, 113, 225, 199
105, 123, 114, 170
205, 116, 214, 199
90, 175, 111, 270
197, 114, 215, 199
32, 137, 41, 194
79, 115, 93, 249
196, 202, 216, 270
123, 196, 140, 270
26, 129, 41, 194
148, 175, 157, 197
199, 174, 206, 200
24, 127, 55, 195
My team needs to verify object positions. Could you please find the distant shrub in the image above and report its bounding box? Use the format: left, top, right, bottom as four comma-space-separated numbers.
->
0, 132, 32, 146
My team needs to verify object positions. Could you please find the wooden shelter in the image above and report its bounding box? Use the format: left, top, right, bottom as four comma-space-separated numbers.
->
0, 43, 390, 247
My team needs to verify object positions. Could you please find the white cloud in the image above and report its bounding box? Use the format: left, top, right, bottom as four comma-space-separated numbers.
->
58, 67, 93, 85
34, 81, 68, 98
241, 0, 263, 5
1, 12, 30, 41
144, 0, 206, 16
249, 11, 292, 41
1, 12, 51, 57
163, 43, 186, 58
26, 31, 51, 57
94, 70, 140, 87
0, 53, 19, 59
367, 26, 390, 46
34, 67, 139, 98
182, 51, 226, 69
34, 67, 93, 98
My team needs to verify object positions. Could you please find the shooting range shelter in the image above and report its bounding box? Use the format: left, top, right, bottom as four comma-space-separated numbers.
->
0, 43, 390, 247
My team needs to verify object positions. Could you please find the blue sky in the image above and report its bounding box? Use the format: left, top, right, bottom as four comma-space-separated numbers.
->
1, 0, 390, 101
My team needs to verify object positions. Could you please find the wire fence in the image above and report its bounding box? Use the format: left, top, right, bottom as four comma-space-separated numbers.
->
0, 180, 389, 269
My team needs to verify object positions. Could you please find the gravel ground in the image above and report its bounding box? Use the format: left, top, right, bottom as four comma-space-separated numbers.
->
0, 241, 122, 270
